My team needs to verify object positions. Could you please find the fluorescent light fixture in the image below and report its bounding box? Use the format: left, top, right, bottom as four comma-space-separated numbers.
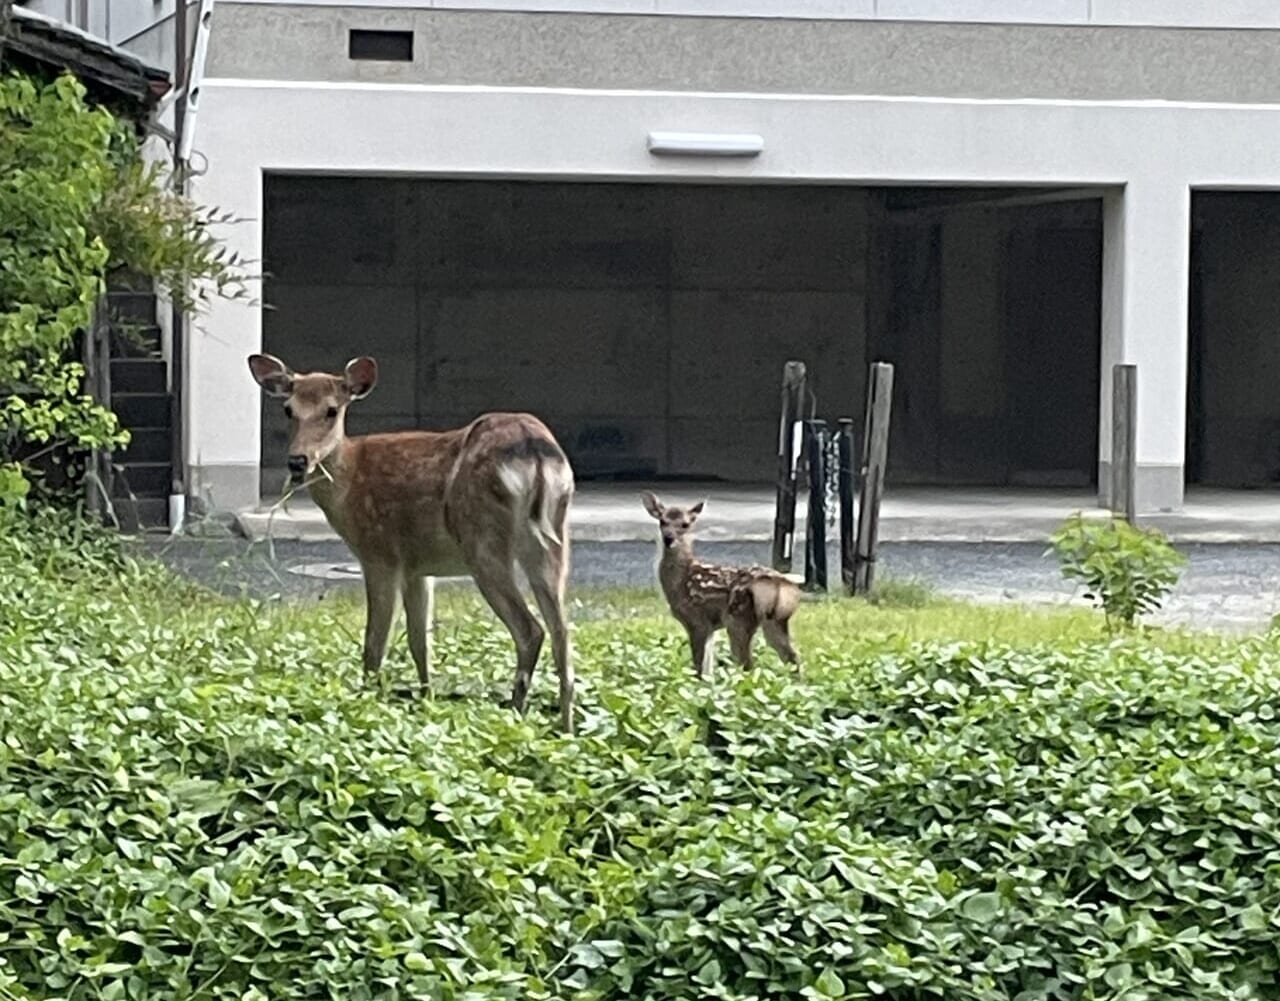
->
647, 131, 764, 157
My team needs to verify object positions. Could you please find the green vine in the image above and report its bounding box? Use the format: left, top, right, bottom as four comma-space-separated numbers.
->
0, 70, 251, 506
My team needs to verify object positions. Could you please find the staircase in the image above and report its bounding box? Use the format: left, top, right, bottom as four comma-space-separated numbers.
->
106, 288, 172, 531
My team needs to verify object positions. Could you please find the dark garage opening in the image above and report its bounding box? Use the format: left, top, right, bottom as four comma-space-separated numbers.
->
869, 191, 1103, 487
1189, 192, 1280, 488
260, 177, 1103, 491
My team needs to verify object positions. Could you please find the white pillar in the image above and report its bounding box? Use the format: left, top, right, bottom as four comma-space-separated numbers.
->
1099, 181, 1191, 512
185, 161, 263, 515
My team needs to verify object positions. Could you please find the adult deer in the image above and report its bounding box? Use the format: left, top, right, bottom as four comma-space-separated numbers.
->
248, 353, 577, 733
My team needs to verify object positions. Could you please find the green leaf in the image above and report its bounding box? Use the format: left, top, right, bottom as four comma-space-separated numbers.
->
962, 892, 1002, 922
814, 968, 846, 997
1105, 963, 1133, 989
695, 959, 721, 986
569, 943, 606, 970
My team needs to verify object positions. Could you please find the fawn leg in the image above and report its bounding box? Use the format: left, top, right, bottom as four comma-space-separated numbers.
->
727, 618, 757, 671
763, 618, 800, 671
687, 624, 715, 679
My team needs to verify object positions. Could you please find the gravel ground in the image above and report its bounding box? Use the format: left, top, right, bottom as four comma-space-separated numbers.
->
136, 535, 1280, 634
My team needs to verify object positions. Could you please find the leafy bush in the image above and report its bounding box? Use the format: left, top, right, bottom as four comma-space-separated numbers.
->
2, 516, 1279, 999
1049, 513, 1186, 629
0, 71, 248, 505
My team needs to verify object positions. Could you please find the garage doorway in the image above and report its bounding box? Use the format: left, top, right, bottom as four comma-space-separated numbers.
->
1188, 192, 1280, 488
867, 192, 1103, 487
260, 177, 1104, 492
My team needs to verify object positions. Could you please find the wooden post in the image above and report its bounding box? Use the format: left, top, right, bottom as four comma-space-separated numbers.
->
771, 361, 807, 572
803, 420, 828, 592
837, 418, 857, 595
1111, 364, 1137, 524
853, 362, 894, 595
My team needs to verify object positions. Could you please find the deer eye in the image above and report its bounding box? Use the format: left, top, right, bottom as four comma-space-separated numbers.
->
283, 403, 293, 419
326, 406, 339, 419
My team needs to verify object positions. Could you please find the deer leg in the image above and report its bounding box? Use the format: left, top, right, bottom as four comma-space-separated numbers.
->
472, 561, 544, 717
727, 618, 757, 671
361, 565, 399, 686
686, 624, 715, 679
763, 618, 800, 671
519, 537, 574, 736
402, 574, 434, 697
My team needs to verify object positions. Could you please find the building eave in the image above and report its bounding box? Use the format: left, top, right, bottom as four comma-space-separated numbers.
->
4, 6, 171, 116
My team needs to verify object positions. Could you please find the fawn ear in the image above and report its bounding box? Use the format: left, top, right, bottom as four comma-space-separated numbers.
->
344, 356, 378, 400
248, 353, 293, 397
641, 491, 664, 519
689, 500, 706, 519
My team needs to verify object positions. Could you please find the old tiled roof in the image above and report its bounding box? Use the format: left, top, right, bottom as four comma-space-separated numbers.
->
5, 6, 170, 113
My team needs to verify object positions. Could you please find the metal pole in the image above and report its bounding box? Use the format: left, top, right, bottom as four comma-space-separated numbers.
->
178, 1, 216, 165
803, 420, 828, 592
168, 1, 191, 532
837, 417, 857, 595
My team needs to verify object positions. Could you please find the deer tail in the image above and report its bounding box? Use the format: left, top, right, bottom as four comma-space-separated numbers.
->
530, 456, 573, 548
498, 448, 574, 550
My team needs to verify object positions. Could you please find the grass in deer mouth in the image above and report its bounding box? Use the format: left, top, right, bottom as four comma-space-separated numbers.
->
1, 509, 1277, 1000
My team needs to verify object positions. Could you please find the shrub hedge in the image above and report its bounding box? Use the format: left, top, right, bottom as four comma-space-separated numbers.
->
1, 515, 1279, 999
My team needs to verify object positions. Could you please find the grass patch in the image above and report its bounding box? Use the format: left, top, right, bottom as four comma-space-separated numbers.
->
1, 512, 1278, 999
863, 576, 936, 609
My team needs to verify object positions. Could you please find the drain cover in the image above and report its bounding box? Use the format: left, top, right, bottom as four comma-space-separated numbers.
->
288, 562, 363, 581
286, 564, 468, 585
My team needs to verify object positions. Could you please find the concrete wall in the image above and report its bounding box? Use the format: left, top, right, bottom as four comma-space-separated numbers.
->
224, 0, 1280, 29
30, 0, 1280, 38
207, 3, 1280, 103
260, 178, 866, 485
190, 76, 1243, 512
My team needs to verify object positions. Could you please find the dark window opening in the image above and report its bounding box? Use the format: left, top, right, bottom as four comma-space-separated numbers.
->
348, 29, 413, 62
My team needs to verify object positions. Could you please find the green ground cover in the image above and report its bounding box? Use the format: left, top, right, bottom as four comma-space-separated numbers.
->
2, 512, 1278, 999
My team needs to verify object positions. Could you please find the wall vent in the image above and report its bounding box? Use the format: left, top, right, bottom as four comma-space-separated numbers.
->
348, 29, 413, 62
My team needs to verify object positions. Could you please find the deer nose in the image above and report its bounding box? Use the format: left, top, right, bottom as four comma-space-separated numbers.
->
287, 454, 307, 477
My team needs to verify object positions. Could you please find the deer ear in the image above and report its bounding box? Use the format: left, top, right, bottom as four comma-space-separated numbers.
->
641, 491, 664, 519
689, 500, 706, 518
248, 353, 293, 397
344, 356, 378, 400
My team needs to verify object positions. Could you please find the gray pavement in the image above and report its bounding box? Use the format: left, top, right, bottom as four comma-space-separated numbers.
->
235, 485, 1280, 544
137, 535, 1280, 634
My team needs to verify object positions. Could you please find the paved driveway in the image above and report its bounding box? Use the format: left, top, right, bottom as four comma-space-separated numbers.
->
140, 536, 1280, 634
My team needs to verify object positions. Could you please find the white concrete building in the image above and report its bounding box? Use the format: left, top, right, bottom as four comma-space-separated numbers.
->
21, 1, 1280, 518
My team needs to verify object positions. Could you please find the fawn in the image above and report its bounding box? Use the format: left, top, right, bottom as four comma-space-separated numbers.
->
641, 491, 801, 677
248, 353, 577, 733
